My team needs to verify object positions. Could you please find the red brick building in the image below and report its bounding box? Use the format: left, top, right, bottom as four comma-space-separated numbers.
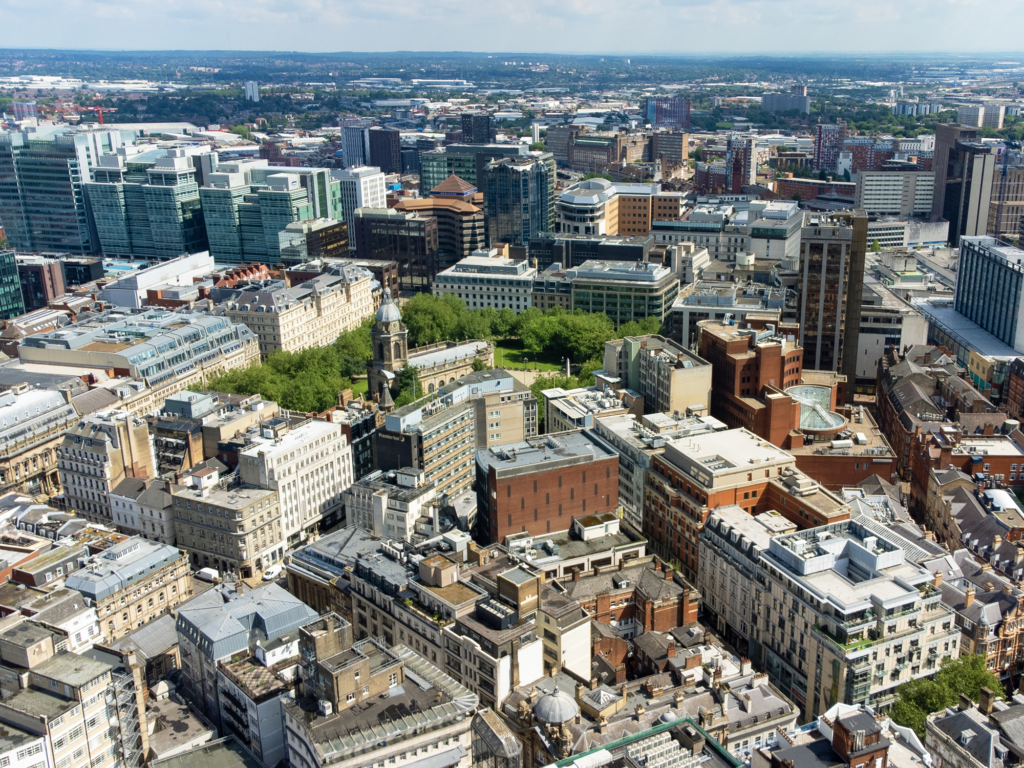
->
477, 431, 619, 544
698, 318, 804, 446
775, 176, 856, 202
560, 557, 699, 637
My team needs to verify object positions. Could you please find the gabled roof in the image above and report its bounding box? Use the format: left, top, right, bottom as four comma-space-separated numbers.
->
430, 174, 477, 196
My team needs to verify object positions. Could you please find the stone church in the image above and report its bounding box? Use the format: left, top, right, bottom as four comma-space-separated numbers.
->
367, 289, 494, 406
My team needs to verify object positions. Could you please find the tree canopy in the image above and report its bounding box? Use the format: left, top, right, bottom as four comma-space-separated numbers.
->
400, 294, 662, 370
201, 318, 373, 413
890, 654, 1004, 737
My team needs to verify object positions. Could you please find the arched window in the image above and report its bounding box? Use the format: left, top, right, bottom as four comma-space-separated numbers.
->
428, 383, 434, 393
393, 341, 402, 361
378, 342, 385, 361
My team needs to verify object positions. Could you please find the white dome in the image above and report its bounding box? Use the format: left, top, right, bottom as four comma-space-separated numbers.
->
376, 288, 402, 324
533, 690, 580, 724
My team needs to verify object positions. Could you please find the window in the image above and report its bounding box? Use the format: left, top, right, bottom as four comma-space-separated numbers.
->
347, 693, 355, 703
389, 673, 398, 687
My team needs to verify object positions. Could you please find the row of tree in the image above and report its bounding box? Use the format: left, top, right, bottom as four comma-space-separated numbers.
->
401, 293, 662, 367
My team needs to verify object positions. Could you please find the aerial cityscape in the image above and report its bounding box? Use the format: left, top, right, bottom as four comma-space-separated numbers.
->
0, 44, 1022, 768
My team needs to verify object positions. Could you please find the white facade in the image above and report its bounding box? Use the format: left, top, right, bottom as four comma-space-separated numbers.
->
0, 726, 48, 768
244, 81, 260, 102
440, 625, 543, 708
109, 491, 143, 535
432, 251, 537, 312
98, 252, 215, 308
342, 469, 437, 542
333, 167, 387, 247
855, 170, 935, 216
239, 420, 353, 547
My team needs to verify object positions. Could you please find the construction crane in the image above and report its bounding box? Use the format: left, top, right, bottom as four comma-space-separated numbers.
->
62, 105, 117, 125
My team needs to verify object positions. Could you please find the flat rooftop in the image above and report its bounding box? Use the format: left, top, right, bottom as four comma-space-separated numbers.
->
478, 431, 617, 475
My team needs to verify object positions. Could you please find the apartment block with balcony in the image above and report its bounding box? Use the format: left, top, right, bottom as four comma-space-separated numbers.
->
175, 582, 317, 730
0, 650, 148, 768
216, 629, 301, 767
733, 519, 960, 720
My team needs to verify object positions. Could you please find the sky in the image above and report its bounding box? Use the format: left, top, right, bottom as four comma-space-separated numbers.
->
1, 0, 1024, 54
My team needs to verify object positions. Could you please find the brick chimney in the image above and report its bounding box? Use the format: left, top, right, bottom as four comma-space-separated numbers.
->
965, 587, 976, 606
666, 639, 676, 658
664, 564, 673, 580
933, 571, 943, 587
572, 568, 580, 582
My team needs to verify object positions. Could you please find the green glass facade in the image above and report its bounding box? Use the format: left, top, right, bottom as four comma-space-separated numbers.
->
0, 250, 26, 320
0, 131, 118, 255
86, 150, 208, 259
201, 167, 335, 263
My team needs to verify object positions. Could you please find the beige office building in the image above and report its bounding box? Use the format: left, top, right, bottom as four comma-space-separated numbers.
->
225, 266, 375, 357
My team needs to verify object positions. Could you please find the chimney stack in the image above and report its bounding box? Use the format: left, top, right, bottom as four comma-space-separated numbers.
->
959, 694, 972, 711
965, 587, 976, 607
933, 571, 943, 587
979, 687, 996, 715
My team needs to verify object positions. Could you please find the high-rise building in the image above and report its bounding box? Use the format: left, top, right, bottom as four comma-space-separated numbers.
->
931, 124, 995, 246
956, 104, 1005, 128
341, 126, 370, 168
461, 112, 494, 144
393, 175, 486, 271
482, 153, 555, 247
0, 128, 130, 254
643, 96, 690, 127
16, 255, 64, 311
545, 124, 586, 165
813, 121, 847, 172
419, 144, 527, 190
796, 211, 868, 381
244, 81, 260, 102
368, 127, 401, 173
954, 236, 1024, 350
988, 159, 1024, 238
333, 166, 387, 249
353, 208, 439, 291
761, 89, 811, 114
200, 159, 344, 263
0, 249, 25, 320
854, 160, 935, 216
87, 146, 211, 259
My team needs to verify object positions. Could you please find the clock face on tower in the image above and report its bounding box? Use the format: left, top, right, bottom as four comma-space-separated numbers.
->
391, 321, 400, 332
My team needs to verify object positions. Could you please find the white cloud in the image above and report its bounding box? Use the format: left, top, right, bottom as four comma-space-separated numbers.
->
0, 0, 1022, 53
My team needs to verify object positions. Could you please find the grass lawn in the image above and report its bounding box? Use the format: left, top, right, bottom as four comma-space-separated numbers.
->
493, 339, 563, 372
349, 377, 369, 396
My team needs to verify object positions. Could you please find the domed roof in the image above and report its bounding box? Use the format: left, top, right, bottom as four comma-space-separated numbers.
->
376, 288, 402, 324
532, 689, 580, 724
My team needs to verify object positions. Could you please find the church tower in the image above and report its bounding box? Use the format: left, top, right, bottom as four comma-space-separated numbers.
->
368, 289, 408, 400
